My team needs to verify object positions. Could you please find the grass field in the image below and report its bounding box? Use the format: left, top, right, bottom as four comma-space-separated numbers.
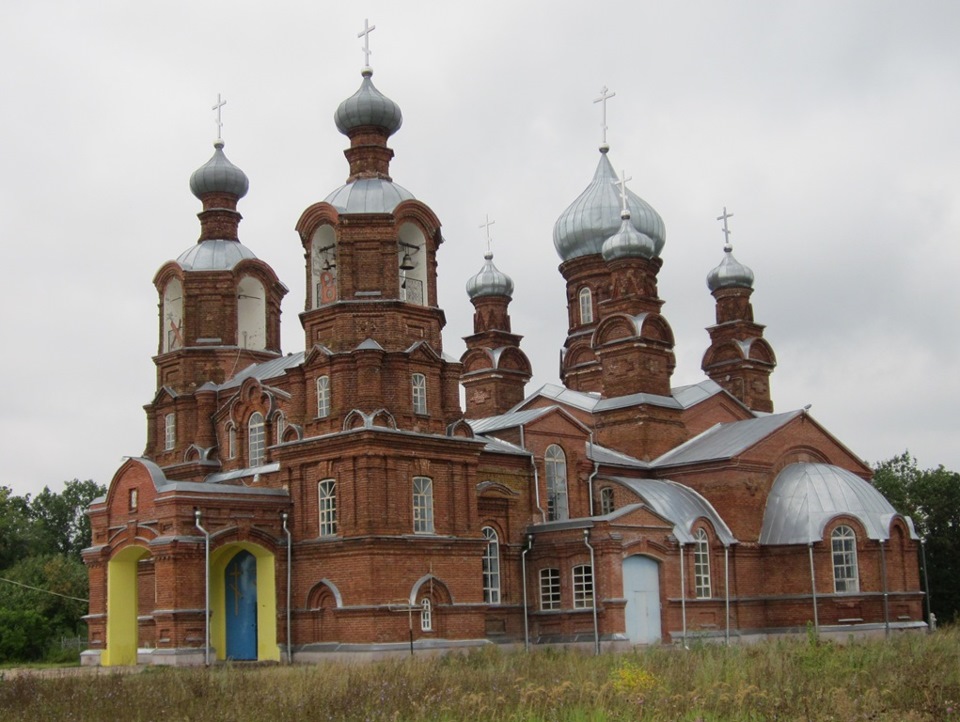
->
2, 628, 958, 721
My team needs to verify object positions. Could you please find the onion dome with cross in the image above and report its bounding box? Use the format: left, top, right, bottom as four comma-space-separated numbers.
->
189, 140, 249, 200
602, 170, 658, 261
706, 208, 754, 291
334, 69, 403, 137
466, 252, 515, 299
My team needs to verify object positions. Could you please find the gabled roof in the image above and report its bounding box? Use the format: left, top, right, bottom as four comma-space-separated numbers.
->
467, 405, 590, 435
218, 352, 305, 390
516, 379, 728, 416
586, 442, 650, 469
652, 410, 802, 468
672, 379, 742, 410
477, 436, 532, 456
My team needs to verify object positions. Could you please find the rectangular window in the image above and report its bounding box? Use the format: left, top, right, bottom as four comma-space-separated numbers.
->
164, 413, 176, 451
573, 564, 594, 609
420, 598, 432, 631
227, 426, 236, 460
317, 376, 331, 418
318, 479, 337, 537
275, 413, 285, 445
412, 373, 427, 415
413, 476, 434, 534
539, 568, 561, 610
128, 488, 138, 511
600, 487, 615, 516
694, 530, 712, 599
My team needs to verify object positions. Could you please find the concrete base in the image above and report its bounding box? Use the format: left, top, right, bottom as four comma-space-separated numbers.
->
669, 620, 929, 646
80, 650, 102, 667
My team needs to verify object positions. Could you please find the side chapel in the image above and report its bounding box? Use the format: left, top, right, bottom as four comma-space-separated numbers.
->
82, 39, 925, 666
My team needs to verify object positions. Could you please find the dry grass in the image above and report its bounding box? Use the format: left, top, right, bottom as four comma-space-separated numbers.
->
2, 628, 959, 721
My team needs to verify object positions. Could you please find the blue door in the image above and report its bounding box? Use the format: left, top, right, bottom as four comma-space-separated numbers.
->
225, 550, 258, 660
622, 555, 661, 644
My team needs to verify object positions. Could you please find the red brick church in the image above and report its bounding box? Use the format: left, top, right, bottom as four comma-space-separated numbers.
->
82, 45, 925, 666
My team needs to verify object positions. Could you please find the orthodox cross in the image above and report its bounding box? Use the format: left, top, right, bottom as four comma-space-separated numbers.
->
613, 170, 632, 213
479, 214, 496, 254
717, 206, 734, 247
228, 564, 243, 616
212, 94, 226, 141
358, 18, 376, 67
594, 86, 616, 146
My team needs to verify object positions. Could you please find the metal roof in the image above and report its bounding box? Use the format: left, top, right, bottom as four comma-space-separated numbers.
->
652, 410, 801, 468
478, 436, 531, 456
586, 442, 649, 469
334, 69, 403, 137
609, 476, 737, 545
707, 245, 755, 291
595, 391, 682, 412
672, 379, 727, 409
218, 352, 305, 390
189, 140, 249, 199
466, 252, 514, 299
176, 239, 258, 271
324, 178, 415, 214
517, 383, 600, 412
467, 406, 558, 434
759, 463, 917, 544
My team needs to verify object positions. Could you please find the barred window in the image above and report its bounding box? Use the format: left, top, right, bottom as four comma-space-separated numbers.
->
318, 479, 337, 537
832, 525, 859, 593
573, 564, 594, 609
317, 375, 331, 418
412, 373, 427, 415
248, 412, 265, 467
482, 527, 501, 604
545, 445, 568, 521
539, 568, 561, 610
413, 476, 434, 534
164, 413, 176, 451
600, 487, 615, 516
694, 528, 711, 598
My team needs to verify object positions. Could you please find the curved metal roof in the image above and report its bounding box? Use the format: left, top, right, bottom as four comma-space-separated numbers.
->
189, 141, 249, 199
610, 476, 737, 546
466, 252, 514, 299
759, 462, 915, 544
707, 244, 755, 291
324, 178, 415, 214
334, 69, 403, 137
602, 214, 657, 261
176, 239, 258, 271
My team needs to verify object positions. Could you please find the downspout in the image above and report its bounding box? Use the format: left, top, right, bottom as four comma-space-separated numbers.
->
282, 512, 292, 664
679, 541, 687, 647
920, 538, 931, 629
521, 534, 532, 652
521, 424, 547, 523
879, 539, 889, 638
808, 542, 819, 636
587, 433, 598, 517
194, 509, 210, 667
583, 529, 600, 655
724, 545, 730, 645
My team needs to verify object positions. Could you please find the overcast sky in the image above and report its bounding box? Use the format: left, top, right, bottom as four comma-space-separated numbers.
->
2, 1, 958, 497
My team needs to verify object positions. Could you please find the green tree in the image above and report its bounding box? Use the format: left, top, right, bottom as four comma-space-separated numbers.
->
0, 486, 32, 571
873, 451, 960, 624
29, 479, 105, 559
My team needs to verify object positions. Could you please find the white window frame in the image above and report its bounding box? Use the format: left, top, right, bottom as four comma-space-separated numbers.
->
545, 445, 568, 521
248, 412, 265, 467
413, 476, 434, 534
482, 527, 501, 604
318, 479, 337, 537
274, 412, 285, 445
164, 413, 176, 451
420, 598, 432, 631
412, 373, 427, 415
694, 528, 711, 598
539, 568, 561, 610
573, 564, 594, 609
832, 524, 860, 593
578, 287, 593, 325
227, 424, 236, 460
600, 487, 615, 516
316, 375, 331, 418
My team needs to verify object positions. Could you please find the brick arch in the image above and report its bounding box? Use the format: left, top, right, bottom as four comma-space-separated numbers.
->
639, 313, 675, 345
410, 574, 453, 605
702, 340, 745, 367
747, 337, 776, 364
295, 202, 340, 245
393, 200, 442, 244
594, 314, 639, 345
306, 578, 343, 609
773, 447, 831, 474
565, 342, 597, 368
461, 347, 494, 373
496, 347, 532, 374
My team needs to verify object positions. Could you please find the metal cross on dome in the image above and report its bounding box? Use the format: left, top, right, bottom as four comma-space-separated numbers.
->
594, 86, 616, 146
358, 18, 376, 68
479, 214, 496, 254
212, 93, 226, 141
613, 170, 633, 213
717, 206, 734, 248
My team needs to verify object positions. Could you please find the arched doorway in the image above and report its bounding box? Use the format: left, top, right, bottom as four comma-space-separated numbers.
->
103, 545, 153, 666
225, 550, 258, 660
210, 542, 279, 662
622, 555, 661, 644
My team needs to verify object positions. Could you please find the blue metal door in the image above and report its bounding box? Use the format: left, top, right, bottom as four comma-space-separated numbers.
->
622, 555, 661, 643
225, 550, 258, 660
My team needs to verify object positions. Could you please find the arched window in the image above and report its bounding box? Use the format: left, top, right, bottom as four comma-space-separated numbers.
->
164, 413, 176, 451
832, 525, 859, 593
248, 412, 265, 467
539, 568, 560, 610
413, 476, 434, 534
162, 278, 184, 352
482, 527, 501, 604
311, 225, 338, 308
600, 487, 615, 516
237, 276, 266, 351
573, 564, 594, 608
274, 412, 285, 445
398, 223, 426, 306
412, 373, 427, 415
318, 479, 337, 537
227, 424, 237, 459
420, 598, 432, 631
578, 287, 593, 325
694, 528, 711, 598
317, 375, 331, 418
545, 445, 568, 521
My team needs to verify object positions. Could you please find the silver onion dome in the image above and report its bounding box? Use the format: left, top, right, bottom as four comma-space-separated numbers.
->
466, 252, 514, 299
189, 141, 249, 199
176, 239, 258, 272
335, 69, 403, 137
553, 150, 665, 262
602, 209, 658, 261
706, 244, 755, 291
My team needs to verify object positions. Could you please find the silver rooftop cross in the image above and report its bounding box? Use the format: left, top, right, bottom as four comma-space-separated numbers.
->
479, 214, 496, 254
212, 94, 226, 141
358, 18, 376, 68
717, 207, 734, 249
594, 86, 616, 147
613, 170, 633, 213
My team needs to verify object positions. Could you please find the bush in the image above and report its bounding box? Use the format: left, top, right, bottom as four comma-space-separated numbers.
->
0, 609, 51, 663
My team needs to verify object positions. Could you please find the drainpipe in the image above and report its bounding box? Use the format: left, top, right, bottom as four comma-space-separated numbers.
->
724, 545, 730, 645
583, 529, 600, 655
521, 534, 532, 652
808, 542, 819, 636
194, 509, 210, 667
587, 433, 598, 517
679, 541, 687, 647
920, 538, 931, 629
879, 539, 889, 638
282, 512, 292, 664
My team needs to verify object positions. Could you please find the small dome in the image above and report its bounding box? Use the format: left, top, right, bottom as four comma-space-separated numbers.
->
466, 252, 514, 299
706, 244, 755, 291
189, 141, 249, 199
324, 177, 415, 214
176, 239, 258, 271
602, 211, 658, 261
553, 150, 665, 262
335, 69, 403, 137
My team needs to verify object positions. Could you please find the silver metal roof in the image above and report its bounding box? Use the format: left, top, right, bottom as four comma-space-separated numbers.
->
466, 252, 514, 299
467, 406, 558, 434
652, 410, 801, 468
707, 245, 755, 291
609, 476, 737, 545
176, 239, 259, 271
122, 458, 287, 497
324, 178, 415, 214
586, 442, 650, 469
553, 150, 665, 262
672, 379, 728, 409
516, 383, 601, 413
602, 215, 657, 261
479, 436, 532, 456
189, 141, 249, 199
218, 352, 305, 390
759, 463, 918, 544
334, 69, 403, 137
